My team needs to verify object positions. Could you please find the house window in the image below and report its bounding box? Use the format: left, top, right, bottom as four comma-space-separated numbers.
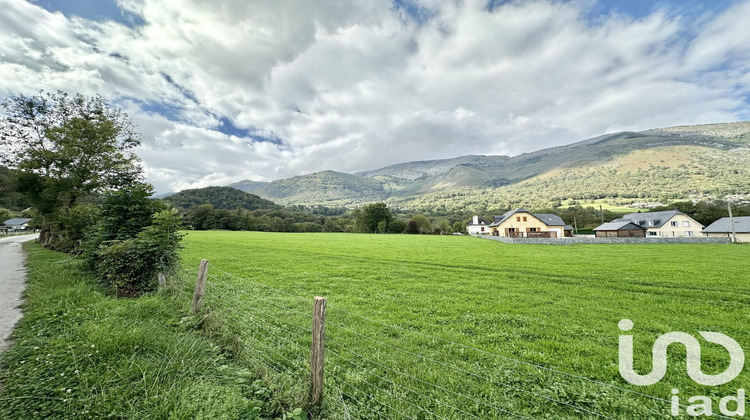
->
648, 231, 657, 236
523, 216, 527, 221
516, 217, 521, 222
682, 221, 690, 227
648, 220, 654, 226
528, 227, 538, 232
481, 227, 485, 232
686, 231, 693, 237
670, 221, 678, 227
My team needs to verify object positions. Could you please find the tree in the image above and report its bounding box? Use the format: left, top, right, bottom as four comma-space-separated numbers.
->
0, 91, 142, 245
409, 214, 432, 234
354, 202, 394, 233
452, 221, 465, 233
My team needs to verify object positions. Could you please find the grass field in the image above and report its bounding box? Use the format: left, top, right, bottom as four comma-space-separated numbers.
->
180, 231, 750, 419
0, 243, 300, 420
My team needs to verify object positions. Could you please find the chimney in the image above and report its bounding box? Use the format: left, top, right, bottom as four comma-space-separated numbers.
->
473, 215, 479, 225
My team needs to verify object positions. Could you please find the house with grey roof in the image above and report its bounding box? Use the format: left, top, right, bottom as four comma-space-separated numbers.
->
486, 209, 568, 238
619, 210, 703, 237
702, 216, 750, 243
1, 218, 33, 233
594, 221, 646, 238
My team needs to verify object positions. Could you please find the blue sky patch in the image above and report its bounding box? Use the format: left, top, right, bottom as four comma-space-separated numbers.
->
33, 0, 143, 26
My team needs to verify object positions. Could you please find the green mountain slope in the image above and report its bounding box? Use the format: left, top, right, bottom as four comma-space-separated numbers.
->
162, 186, 281, 211
238, 122, 750, 210
255, 170, 389, 206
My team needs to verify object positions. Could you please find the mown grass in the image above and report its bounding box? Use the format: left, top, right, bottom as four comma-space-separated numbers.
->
181, 231, 750, 419
0, 242, 303, 420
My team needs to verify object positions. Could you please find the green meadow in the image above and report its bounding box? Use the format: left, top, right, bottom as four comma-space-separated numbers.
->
181, 231, 750, 419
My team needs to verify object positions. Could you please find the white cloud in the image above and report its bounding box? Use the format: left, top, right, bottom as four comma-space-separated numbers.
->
1, 0, 749, 193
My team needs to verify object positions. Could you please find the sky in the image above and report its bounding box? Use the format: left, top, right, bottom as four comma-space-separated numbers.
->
1, 0, 749, 193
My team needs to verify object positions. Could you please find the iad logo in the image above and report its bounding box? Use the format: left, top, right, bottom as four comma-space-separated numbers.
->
618, 319, 746, 417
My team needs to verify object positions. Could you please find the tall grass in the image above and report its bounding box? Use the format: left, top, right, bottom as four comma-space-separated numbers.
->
0, 242, 301, 419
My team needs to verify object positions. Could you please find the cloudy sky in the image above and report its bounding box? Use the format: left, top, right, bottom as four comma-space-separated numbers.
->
1, 0, 749, 193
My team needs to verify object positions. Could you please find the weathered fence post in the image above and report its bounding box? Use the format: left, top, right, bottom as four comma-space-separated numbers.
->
158, 272, 167, 290
310, 296, 327, 406
191, 259, 209, 314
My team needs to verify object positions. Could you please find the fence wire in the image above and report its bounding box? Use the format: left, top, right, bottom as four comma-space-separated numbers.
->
190, 261, 733, 420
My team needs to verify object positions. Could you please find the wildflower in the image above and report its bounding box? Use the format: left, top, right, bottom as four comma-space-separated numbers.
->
90, 344, 95, 348
74, 370, 79, 374
67, 389, 72, 393
20, 360, 25, 364
34, 346, 39, 350
60, 373, 65, 376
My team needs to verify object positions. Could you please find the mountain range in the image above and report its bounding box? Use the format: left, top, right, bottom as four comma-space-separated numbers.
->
225, 122, 750, 212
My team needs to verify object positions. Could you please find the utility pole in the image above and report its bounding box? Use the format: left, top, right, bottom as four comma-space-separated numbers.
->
573, 216, 578, 234
599, 205, 604, 225
728, 201, 737, 243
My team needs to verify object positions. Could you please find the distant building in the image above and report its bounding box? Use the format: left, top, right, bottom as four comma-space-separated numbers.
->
594, 221, 647, 238
2, 218, 33, 233
619, 210, 703, 237
487, 209, 567, 238
702, 216, 750, 243
466, 216, 490, 235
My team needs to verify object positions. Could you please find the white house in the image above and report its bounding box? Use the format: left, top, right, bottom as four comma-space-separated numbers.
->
619, 210, 703, 237
466, 216, 490, 235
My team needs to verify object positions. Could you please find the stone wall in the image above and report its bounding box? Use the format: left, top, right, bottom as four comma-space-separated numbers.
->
475, 235, 732, 245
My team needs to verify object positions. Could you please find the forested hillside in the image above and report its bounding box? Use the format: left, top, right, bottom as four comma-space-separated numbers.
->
162, 186, 281, 211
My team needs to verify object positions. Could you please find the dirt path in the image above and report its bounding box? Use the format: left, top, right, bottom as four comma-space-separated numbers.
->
0, 234, 38, 354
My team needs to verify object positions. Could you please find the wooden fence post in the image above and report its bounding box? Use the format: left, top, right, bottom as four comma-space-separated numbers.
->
310, 296, 327, 406
158, 272, 166, 290
191, 259, 209, 314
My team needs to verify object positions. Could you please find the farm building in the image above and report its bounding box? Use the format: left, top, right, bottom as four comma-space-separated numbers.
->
619, 210, 703, 237
702, 216, 750, 243
594, 221, 647, 238
2, 218, 33, 233
466, 216, 491, 235
487, 209, 567, 238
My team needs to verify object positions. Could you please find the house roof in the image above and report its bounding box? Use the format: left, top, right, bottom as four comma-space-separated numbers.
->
534, 214, 566, 226
3, 217, 31, 226
488, 209, 530, 227
564, 225, 574, 231
702, 216, 750, 233
621, 210, 686, 228
488, 209, 565, 227
467, 216, 490, 226
594, 221, 647, 231
3, 218, 32, 227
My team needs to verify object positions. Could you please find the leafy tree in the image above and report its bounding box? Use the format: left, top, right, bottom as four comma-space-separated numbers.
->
409, 214, 432, 234
388, 219, 407, 234
405, 220, 420, 234
354, 202, 394, 233
452, 221, 465, 233
0, 91, 142, 245
437, 219, 453, 234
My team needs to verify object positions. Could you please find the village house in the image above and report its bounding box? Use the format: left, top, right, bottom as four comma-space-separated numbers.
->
702, 216, 750, 243
1, 218, 33, 233
466, 216, 491, 235
618, 210, 703, 237
486, 209, 567, 238
594, 220, 647, 238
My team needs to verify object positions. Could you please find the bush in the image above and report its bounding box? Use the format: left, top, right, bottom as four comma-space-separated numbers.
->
90, 210, 183, 297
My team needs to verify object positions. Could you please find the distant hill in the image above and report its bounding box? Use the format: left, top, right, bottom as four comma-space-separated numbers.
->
228, 122, 750, 210
227, 179, 270, 193
162, 186, 281, 211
